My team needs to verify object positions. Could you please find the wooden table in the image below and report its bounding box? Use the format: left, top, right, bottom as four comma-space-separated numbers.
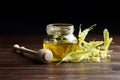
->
0, 34, 120, 80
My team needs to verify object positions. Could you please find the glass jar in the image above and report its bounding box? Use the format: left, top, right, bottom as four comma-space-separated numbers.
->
43, 23, 77, 62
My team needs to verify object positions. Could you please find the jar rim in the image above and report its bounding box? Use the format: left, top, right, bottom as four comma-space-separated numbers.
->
47, 23, 74, 27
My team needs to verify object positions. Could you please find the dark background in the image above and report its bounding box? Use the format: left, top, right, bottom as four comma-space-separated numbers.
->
0, 5, 120, 35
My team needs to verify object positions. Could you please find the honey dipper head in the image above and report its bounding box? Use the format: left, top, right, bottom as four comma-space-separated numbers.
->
37, 49, 53, 63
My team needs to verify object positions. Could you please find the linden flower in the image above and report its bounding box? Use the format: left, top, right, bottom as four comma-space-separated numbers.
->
57, 24, 113, 65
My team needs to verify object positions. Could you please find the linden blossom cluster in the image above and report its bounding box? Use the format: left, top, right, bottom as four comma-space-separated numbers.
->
57, 24, 113, 65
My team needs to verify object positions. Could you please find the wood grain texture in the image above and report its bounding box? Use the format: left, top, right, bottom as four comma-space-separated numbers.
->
0, 35, 120, 80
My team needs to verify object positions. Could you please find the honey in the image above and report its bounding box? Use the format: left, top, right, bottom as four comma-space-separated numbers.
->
43, 23, 77, 62
43, 43, 77, 61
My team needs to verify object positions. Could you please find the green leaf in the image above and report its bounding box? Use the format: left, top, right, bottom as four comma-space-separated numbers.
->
102, 28, 113, 51
57, 49, 91, 65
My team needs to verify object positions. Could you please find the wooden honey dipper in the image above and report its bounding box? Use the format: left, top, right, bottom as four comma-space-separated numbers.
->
13, 44, 53, 63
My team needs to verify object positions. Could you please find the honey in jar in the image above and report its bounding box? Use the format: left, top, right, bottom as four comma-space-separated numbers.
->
43, 23, 77, 62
